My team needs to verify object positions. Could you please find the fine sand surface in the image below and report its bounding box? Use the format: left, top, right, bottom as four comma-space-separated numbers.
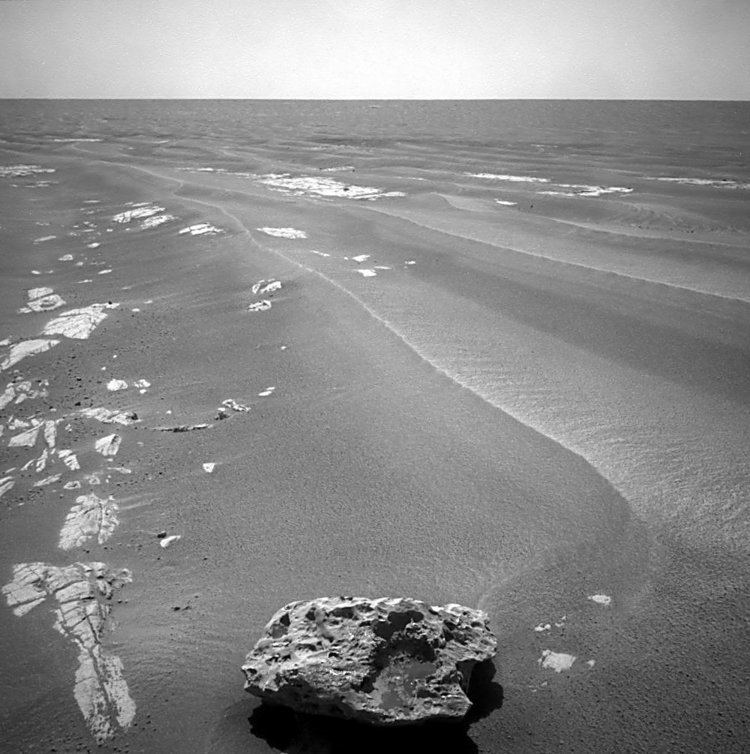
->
1, 107, 749, 753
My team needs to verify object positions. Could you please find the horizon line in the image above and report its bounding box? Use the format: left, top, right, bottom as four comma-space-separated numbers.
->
1, 97, 749, 103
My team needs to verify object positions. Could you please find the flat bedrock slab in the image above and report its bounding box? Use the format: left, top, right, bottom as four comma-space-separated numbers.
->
242, 596, 497, 726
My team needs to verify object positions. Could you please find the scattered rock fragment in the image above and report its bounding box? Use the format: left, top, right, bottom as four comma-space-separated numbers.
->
0, 379, 50, 409
251, 279, 282, 295
94, 433, 121, 458
221, 398, 250, 413
178, 223, 222, 236
152, 423, 212, 432
34, 473, 61, 487
112, 205, 165, 224
0, 476, 16, 498
57, 449, 81, 470
0, 165, 55, 178
160, 534, 181, 548
242, 596, 497, 725
539, 650, 576, 673
140, 214, 175, 230
43, 420, 57, 449
248, 300, 272, 312
256, 227, 307, 239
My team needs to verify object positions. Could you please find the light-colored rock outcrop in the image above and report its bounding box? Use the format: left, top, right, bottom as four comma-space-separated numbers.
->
0, 378, 49, 409
42, 303, 118, 340
19, 287, 66, 313
1, 338, 60, 370
77, 407, 138, 425
2, 562, 135, 742
59, 492, 119, 550
242, 596, 496, 725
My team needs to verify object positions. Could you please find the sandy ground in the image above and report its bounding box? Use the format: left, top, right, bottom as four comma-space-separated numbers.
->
1, 131, 749, 753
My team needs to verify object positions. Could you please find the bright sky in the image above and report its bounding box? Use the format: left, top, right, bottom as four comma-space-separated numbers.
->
1, 0, 748, 99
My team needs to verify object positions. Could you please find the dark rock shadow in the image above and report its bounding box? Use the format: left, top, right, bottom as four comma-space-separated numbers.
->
464, 659, 504, 724
247, 659, 503, 754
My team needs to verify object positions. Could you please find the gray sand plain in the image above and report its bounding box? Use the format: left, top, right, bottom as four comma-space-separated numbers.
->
1, 121, 749, 752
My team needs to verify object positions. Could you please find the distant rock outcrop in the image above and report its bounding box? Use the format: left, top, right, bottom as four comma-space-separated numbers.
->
242, 596, 497, 725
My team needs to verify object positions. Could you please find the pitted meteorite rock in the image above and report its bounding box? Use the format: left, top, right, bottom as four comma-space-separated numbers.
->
242, 596, 497, 725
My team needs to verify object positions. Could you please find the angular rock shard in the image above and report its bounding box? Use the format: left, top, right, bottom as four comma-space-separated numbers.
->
242, 596, 497, 726
159, 534, 181, 548
8, 422, 42, 448
0, 476, 15, 499
94, 433, 121, 457
34, 473, 61, 487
